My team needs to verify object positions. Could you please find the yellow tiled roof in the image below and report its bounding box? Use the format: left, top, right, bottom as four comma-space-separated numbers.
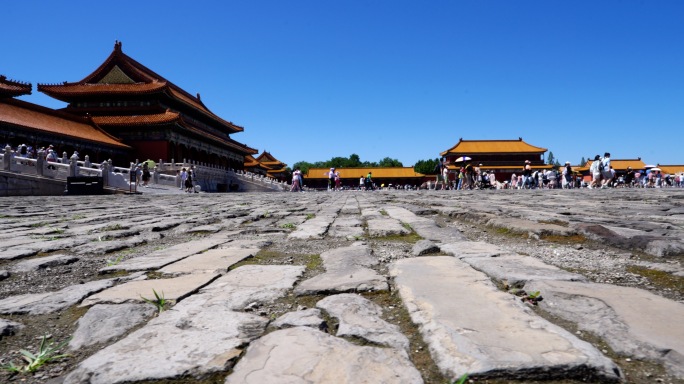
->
658, 165, 684, 174
584, 159, 647, 171
304, 167, 425, 179
441, 138, 547, 156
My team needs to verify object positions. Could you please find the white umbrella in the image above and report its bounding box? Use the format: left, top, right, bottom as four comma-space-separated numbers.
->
454, 156, 472, 162
644, 164, 656, 169
650, 167, 661, 172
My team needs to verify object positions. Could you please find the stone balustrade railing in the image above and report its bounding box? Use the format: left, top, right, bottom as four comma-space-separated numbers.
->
1, 148, 290, 192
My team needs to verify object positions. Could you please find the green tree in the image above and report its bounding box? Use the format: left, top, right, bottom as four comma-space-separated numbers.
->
580, 157, 586, 165
378, 157, 403, 167
414, 158, 440, 174
292, 161, 314, 175
347, 154, 362, 167
546, 152, 556, 165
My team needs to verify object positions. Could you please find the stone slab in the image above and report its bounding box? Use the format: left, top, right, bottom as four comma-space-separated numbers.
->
0, 318, 23, 336
64, 300, 268, 384
225, 327, 423, 384
198, 265, 306, 310
64, 264, 304, 383
0, 278, 118, 315
367, 217, 411, 237
0, 248, 39, 261
69, 303, 157, 350
288, 215, 336, 239
80, 273, 218, 307
524, 279, 684, 378
11, 254, 79, 272
100, 236, 232, 273
295, 267, 388, 295
271, 308, 326, 330
317, 293, 409, 352
389, 257, 621, 381
463, 255, 586, 288
440, 241, 513, 258
159, 247, 259, 275
295, 245, 388, 295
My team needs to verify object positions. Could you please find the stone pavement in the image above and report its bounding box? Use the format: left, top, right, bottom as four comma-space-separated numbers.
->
0, 189, 682, 383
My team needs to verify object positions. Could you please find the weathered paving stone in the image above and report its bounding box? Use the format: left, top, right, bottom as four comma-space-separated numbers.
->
64, 301, 268, 384
288, 214, 336, 239
0, 270, 9, 281
317, 293, 409, 352
389, 257, 622, 381
80, 273, 219, 307
69, 303, 157, 350
367, 217, 410, 237
159, 247, 259, 275
0, 278, 119, 315
0, 248, 39, 261
198, 265, 306, 310
462, 254, 586, 288
225, 327, 423, 384
64, 265, 304, 383
524, 279, 684, 378
11, 254, 79, 272
412, 239, 440, 256
271, 308, 326, 330
440, 240, 513, 258
328, 216, 364, 239
295, 245, 388, 295
384, 205, 466, 243
0, 318, 23, 336
100, 236, 232, 273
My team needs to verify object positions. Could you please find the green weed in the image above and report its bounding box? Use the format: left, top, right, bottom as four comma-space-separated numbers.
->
106, 255, 124, 266
140, 289, 167, 313
305, 213, 315, 220
452, 373, 469, 384
281, 223, 296, 229
2, 335, 70, 374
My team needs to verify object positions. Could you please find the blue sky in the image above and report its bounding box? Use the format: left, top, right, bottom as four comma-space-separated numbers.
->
4, 1, 683, 167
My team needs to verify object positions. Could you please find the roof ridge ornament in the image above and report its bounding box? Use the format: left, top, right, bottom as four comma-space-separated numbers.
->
114, 40, 122, 52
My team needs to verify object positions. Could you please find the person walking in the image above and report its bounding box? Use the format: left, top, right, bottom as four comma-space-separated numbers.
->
601, 152, 613, 188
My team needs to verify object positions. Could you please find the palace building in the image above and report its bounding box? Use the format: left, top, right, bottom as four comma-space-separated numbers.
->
304, 167, 426, 189
1, 76, 130, 161
254, 151, 288, 181
440, 137, 552, 181
36, 41, 256, 169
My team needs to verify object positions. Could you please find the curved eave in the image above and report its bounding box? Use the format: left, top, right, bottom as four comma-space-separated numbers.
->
38, 82, 169, 102
166, 88, 244, 133
178, 118, 255, 155
0, 75, 32, 98
92, 111, 181, 127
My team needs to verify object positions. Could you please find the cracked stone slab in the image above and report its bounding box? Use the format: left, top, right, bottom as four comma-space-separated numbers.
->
69, 303, 157, 350
389, 257, 621, 381
295, 245, 388, 295
225, 327, 423, 384
412, 239, 440, 256
100, 236, 232, 273
11, 254, 79, 272
80, 273, 219, 307
64, 300, 268, 384
0, 318, 23, 336
0, 248, 40, 261
317, 293, 409, 352
367, 217, 411, 237
440, 241, 514, 258
63, 264, 303, 383
288, 215, 335, 239
271, 308, 326, 330
384, 206, 466, 242
198, 265, 306, 310
524, 279, 684, 378
463, 255, 586, 288
328, 217, 364, 239
159, 247, 259, 275
487, 217, 577, 237
0, 278, 119, 315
